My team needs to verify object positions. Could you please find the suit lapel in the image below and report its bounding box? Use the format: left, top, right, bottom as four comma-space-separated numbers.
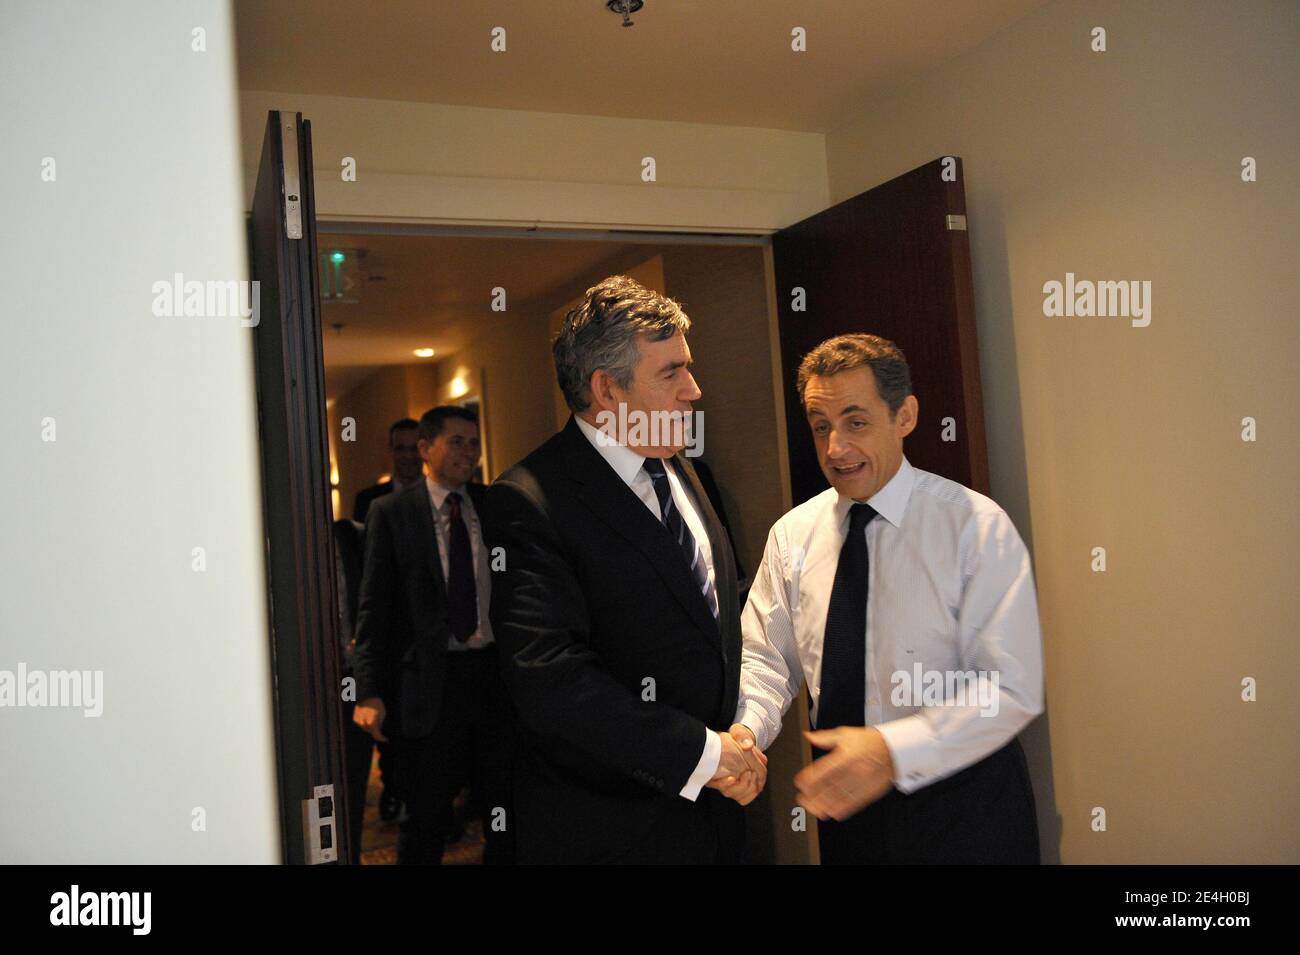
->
673, 454, 737, 643
673, 453, 743, 725
558, 419, 723, 656
401, 481, 447, 600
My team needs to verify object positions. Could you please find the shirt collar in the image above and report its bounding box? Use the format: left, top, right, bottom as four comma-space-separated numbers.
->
574, 414, 651, 488
425, 474, 467, 512
832, 455, 916, 531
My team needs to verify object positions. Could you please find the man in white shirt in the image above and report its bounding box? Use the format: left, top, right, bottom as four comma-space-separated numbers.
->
734, 333, 1043, 864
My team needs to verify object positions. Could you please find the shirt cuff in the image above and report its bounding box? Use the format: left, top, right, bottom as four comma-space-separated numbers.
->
738, 705, 769, 751
874, 714, 941, 794
679, 728, 722, 801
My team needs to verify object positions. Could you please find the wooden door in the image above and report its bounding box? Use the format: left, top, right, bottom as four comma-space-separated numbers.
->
772, 157, 989, 504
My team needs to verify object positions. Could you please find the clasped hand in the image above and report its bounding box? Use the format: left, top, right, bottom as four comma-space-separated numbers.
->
706, 724, 769, 805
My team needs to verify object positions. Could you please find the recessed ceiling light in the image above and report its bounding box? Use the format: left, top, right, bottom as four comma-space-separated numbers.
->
414, 348, 435, 358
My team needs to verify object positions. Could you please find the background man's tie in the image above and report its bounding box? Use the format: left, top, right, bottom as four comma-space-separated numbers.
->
816, 502, 878, 730
642, 458, 719, 620
446, 492, 478, 642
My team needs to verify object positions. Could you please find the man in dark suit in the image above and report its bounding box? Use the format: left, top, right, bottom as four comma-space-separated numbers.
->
352, 405, 514, 865
353, 418, 421, 820
332, 517, 374, 860
486, 275, 768, 865
352, 417, 423, 523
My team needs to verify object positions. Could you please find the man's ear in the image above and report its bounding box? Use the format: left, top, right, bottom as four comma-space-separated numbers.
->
588, 369, 615, 411
895, 395, 919, 439
417, 437, 433, 460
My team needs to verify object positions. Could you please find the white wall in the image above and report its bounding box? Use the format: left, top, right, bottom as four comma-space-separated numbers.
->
237, 90, 829, 232
825, 0, 1299, 862
0, 1, 281, 861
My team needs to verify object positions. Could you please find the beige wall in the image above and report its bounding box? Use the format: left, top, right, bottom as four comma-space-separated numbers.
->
824, 0, 1299, 862
238, 91, 828, 233
432, 308, 554, 481
2, 0, 280, 861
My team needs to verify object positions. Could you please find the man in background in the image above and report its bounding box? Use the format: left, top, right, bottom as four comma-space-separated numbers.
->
352, 417, 423, 822
352, 406, 514, 864
353, 418, 423, 523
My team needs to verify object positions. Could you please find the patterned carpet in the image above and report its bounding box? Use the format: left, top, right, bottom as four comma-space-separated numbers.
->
358, 751, 485, 865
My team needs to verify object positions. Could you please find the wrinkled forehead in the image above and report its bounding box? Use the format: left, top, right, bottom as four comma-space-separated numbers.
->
635, 330, 691, 370
803, 367, 882, 417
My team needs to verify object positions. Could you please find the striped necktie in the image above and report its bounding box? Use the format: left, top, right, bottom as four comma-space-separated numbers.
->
642, 458, 719, 621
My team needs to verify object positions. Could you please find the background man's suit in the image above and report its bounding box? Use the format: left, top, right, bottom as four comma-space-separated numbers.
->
353, 480, 394, 524
486, 416, 745, 864
352, 481, 514, 864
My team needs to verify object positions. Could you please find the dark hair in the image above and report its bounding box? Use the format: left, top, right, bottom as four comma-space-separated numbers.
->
417, 405, 478, 442
388, 418, 419, 445
796, 334, 913, 416
552, 275, 691, 413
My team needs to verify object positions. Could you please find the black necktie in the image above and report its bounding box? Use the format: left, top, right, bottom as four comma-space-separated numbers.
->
445, 492, 478, 642
817, 502, 877, 730
642, 458, 719, 620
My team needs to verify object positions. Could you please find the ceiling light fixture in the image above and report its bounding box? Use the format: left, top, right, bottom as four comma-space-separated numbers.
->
606, 0, 642, 28
414, 348, 435, 358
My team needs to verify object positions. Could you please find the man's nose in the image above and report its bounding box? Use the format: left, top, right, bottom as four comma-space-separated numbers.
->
826, 427, 848, 458
682, 372, 702, 401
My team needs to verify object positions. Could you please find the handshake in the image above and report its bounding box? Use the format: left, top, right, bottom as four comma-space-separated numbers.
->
705, 724, 768, 805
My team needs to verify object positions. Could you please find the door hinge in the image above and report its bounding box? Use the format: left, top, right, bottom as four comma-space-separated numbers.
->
302, 783, 338, 864
945, 214, 967, 231
279, 112, 303, 241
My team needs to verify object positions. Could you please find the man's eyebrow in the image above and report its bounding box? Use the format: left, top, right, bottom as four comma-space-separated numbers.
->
658, 358, 690, 373
839, 404, 869, 416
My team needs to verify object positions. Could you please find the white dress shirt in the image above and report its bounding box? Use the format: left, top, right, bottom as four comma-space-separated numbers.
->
574, 415, 723, 801
425, 476, 494, 651
736, 455, 1044, 793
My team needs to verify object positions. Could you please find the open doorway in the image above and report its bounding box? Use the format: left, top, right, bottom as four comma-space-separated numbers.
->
319, 226, 787, 863
251, 112, 988, 866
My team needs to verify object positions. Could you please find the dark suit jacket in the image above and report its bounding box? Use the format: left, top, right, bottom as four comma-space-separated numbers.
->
352, 480, 487, 740
332, 518, 365, 668
485, 417, 744, 864
352, 481, 393, 523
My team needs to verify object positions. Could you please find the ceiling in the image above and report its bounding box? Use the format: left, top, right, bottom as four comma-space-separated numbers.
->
235, 0, 1045, 133
318, 231, 664, 398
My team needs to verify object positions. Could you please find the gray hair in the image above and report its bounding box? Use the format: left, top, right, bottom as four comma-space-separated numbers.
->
553, 275, 691, 413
